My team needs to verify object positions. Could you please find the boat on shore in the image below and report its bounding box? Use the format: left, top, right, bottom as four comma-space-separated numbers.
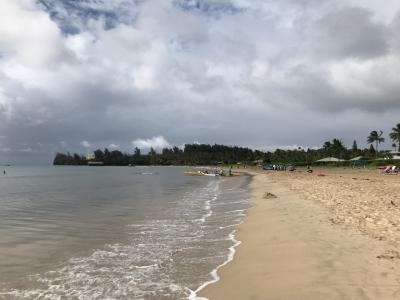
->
184, 171, 244, 177
184, 171, 220, 177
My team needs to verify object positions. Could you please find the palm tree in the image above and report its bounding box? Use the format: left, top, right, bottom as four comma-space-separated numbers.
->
323, 141, 332, 150
367, 130, 385, 156
392, 143, 397, 152
389, 123, 400, 152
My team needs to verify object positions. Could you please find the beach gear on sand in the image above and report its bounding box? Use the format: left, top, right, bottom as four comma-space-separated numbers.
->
382, 166, 399, 174
287, 165, 296, 172
183, 171, 244, 177
317, 173, 326, 177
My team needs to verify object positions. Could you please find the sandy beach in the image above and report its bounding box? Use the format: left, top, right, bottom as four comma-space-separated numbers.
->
200, 168, 400, 300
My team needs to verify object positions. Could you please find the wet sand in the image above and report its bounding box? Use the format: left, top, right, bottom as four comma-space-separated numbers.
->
200, 169, 400, 300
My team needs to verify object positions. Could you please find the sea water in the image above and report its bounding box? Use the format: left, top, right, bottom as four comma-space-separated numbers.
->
0, 166, 251, 299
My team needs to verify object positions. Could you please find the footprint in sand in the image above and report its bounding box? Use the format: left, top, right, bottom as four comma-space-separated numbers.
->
377, 250, 400, 260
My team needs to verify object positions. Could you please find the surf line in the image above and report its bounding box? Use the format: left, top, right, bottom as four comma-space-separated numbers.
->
187, 230, 241, 300
198, 180, 222, 223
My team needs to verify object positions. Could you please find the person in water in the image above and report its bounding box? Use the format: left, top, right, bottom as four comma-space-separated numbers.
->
3, 170, 6, 175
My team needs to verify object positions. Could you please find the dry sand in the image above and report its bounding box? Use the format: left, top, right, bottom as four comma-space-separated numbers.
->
200, 168, 400, 300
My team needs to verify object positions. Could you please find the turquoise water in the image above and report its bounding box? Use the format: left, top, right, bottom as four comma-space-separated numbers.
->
0, 166, 251, 299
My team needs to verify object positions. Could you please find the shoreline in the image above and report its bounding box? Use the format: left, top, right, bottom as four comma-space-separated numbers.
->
190, 174, 254, 300
199, 169, 400, 300
189, 230, 242, 300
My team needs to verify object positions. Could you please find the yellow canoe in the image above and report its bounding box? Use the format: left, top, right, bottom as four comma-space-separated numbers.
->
184, 171, 206, 176
222, 173, 244, 177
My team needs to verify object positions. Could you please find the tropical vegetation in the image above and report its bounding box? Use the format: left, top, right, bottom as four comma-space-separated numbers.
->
367, 130, 384, 156
390, 123, 400, 152
53, 123, 400, 166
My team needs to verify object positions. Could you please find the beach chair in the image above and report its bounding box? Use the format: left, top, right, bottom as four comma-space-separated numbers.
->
383, 166, 398, 175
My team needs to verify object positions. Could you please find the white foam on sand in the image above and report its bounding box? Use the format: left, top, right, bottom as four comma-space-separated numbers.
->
187, 230, 242, 300
218, 220, 244, 229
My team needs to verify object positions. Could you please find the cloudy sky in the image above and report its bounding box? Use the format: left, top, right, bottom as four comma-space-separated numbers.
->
1, 0, 400, 163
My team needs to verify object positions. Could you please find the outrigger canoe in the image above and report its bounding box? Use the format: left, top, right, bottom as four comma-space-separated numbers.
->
184, 171, 244, 177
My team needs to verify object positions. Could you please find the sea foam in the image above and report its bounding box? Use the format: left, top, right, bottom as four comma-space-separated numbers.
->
0, 172, 251, 300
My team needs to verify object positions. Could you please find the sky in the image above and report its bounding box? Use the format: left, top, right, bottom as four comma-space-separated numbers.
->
1, 0, 400, 164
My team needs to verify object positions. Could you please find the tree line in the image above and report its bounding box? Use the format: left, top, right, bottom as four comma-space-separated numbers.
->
53, 123, 400, 166
53, 144, 259, 166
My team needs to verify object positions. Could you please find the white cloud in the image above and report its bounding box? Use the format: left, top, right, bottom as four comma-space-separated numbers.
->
1, 0, 400, 163
0, 0, 69, 68
80, 140, 91, 148
132, 136, 171, 150
108, 143, 119, 149
59, 141, 68, 148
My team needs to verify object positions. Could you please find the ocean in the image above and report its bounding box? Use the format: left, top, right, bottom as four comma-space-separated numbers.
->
0, 166, 251, 299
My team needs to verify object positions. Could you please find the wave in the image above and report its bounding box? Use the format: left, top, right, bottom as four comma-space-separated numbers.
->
0, 175, 250, 299
187, 231, 242, 300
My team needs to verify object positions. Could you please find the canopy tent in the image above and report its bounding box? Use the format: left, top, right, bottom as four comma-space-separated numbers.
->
316, 157, 345, 162
349, 156, 364, 161
350, 156, 366, 168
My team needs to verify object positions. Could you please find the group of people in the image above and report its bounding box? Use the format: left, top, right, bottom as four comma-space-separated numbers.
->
270, 164, 298, 171
271, 164, 285, 171
214, 167, 233, 176
201, 167, 233, 176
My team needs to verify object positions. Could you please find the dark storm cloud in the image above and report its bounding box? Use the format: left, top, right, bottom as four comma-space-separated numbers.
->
311, 7, 389, 59
174, 0, 244, 15
37, 0, 140, 33
1, 0, 400, 164
264, 61, 400, 113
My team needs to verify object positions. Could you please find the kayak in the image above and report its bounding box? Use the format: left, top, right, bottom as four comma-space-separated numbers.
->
222, 173, 244, 177
184, 171, 244, 177
184, 171, 220, 177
